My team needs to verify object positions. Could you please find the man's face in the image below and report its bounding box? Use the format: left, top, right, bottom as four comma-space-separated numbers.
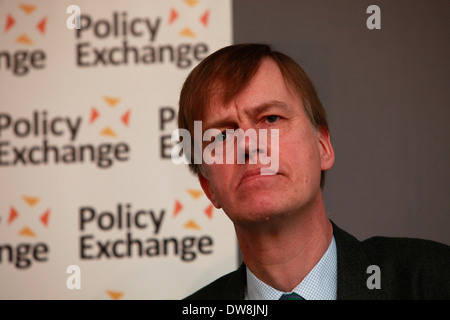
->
198, 58, 334, 226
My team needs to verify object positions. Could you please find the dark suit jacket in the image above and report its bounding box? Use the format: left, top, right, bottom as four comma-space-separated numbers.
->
185, 222, 450, 299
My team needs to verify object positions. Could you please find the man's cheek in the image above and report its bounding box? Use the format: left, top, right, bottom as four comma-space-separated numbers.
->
210, 184, 224, 209
206, 171, 225, 208
260, 129, 279, 175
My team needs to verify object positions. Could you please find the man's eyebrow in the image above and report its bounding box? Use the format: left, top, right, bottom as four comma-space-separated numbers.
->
203, 116, 237, 132
245, 100, 289, 118
203, 100, 289, 131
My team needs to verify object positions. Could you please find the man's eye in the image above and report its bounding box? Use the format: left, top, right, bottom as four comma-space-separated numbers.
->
215, 131, 227, 141
265, 115, 279, 123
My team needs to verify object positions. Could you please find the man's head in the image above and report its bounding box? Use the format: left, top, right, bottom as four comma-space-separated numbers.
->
178, 43, 334, 225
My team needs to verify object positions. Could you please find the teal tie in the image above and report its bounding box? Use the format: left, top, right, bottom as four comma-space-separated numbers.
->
279, 292, 304, 300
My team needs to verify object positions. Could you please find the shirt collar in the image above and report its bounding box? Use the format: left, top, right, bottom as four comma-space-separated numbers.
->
246, 236, 337, 300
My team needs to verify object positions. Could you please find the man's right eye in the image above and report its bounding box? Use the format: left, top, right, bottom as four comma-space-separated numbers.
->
215, 131, 227, 142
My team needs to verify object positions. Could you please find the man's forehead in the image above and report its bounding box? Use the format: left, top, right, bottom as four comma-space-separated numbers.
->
201, 61, 300, 126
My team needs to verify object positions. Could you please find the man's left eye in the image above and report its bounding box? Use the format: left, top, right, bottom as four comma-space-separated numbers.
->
265, 115, 279, 123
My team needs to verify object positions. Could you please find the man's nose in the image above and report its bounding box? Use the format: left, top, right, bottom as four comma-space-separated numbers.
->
235, 127, 266, 164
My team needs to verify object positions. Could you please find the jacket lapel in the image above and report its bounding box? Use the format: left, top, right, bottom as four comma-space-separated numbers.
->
226, 262, 247, 299
213, 221, 387, 300
332, 222, 386, 299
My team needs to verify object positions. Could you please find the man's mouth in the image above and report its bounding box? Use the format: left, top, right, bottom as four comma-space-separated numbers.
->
238, 168, 278, 188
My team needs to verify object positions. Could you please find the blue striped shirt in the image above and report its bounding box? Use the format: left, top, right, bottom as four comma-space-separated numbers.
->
245, 236, 337, 300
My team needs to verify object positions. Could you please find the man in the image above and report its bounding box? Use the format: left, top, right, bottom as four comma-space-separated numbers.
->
177, 43, 450, 300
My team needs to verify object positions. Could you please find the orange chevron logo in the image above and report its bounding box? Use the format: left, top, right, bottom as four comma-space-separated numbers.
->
106, 290, 124, 300
5, 14, 15, 32
19, 4, 36, 15
6, 195, 51, 238
3, 3, 47, 46
167, 0, 211, 39
89, 96, 131, 138
172, 188, 215, 231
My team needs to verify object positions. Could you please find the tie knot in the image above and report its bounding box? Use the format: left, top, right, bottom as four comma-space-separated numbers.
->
279, 292, 304, 300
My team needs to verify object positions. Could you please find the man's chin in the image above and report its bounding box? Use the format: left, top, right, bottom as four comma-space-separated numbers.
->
227, 197, 288, 225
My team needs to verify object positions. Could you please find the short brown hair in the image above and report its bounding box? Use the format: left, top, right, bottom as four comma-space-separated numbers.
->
178, 43, 330, 188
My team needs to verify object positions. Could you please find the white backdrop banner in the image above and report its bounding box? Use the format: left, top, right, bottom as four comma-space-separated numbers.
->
0, 0, 236, 299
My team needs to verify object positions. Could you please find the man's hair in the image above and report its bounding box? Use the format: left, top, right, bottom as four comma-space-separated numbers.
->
178, 43, 330, 189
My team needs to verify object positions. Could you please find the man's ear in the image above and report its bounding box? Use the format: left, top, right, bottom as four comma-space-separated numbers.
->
198, 172, 221, 209
316, 127, 335, 171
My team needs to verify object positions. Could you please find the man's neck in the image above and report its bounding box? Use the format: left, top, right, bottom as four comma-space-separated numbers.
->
234, 194, 333, 293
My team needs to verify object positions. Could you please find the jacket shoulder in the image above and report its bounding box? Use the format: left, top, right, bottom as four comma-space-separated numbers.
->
361, 236, 450, 299
362, 236, 450, 259
184, 264, 246, 300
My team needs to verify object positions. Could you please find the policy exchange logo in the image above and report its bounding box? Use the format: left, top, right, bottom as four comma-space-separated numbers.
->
0, 195, 51, 269
90, 188, 216, 300
1, 3, 48, 76
0, 96, 131, 169
74, 0, 212, 69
